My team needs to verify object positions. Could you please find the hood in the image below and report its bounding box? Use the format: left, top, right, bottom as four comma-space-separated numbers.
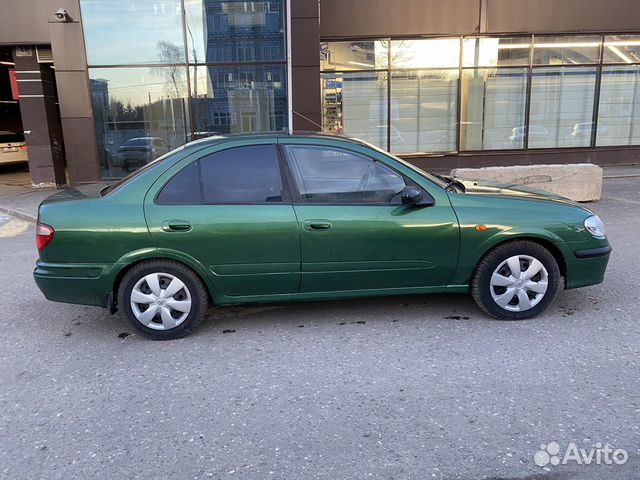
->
39, 182, 109, 206
457, 178, 586, 209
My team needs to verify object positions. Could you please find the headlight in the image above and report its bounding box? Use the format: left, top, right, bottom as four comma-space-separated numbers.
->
584, 215, 606, 238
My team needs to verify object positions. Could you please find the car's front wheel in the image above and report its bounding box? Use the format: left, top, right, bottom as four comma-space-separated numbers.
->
471, 240, 562, 320
118, 260, 209, 340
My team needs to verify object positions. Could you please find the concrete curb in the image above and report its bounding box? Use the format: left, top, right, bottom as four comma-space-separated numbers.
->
603, 173, 640, 179
0, 206, 36, 223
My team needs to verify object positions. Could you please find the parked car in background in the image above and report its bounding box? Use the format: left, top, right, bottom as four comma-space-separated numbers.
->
566, 122, 604, 146
0, 130, 28, 165
34, 133, 611, 340
115, 137, 169, 171
504, 125, 551, 148
367, 125, 404, 146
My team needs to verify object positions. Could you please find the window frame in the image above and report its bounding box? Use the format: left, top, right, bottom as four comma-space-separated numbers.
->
153, 143, 292, 206
278, 143, 431, 207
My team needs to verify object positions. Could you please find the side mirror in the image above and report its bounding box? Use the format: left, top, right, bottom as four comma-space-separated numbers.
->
401, 186, 423, 205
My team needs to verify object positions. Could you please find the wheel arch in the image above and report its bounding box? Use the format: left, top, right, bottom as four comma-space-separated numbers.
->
109, 250, 219, 310
473, 235, 568, 285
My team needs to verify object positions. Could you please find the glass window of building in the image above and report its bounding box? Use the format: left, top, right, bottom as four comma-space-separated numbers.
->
390, 70, 459, 153
528, 66, 597, 148
597, 66, 640, 146
462, 37, 531, 67
89, 67, 190, 178
603, 35, 640, 64
390, 39, 460, 69
460, 68, 528, 150
185, 0, 285, 64
533, 35, 601, 65
190, 64, 287, 135
321, 72, 388, 149
80, 0, 184, 66
320, 41, 389, 71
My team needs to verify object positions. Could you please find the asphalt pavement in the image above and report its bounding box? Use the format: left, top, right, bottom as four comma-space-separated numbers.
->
0, 177, 638, 479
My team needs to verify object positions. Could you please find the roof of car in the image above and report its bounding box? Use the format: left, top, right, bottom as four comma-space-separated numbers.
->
183, 131, 368, 150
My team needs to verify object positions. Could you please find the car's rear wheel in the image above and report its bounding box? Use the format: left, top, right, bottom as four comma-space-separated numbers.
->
471, 240, 562, 320
118, 260, 209, 340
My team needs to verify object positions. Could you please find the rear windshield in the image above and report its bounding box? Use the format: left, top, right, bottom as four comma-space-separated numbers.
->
0, 131, 24, 143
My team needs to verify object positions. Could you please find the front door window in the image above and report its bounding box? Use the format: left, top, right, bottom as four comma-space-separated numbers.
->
283, 145, 406, 203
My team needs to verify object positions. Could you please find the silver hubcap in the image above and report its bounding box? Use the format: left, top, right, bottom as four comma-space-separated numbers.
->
130, 272, 192, 330
489, 255, 549, 312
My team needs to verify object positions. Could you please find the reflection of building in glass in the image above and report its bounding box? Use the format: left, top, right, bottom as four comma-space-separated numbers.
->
191, 0, 287, 136
201, 0, 284, 63
80, 0, 287, 177
89, 78, 110, 167
193, 64, 286, 135
89, 72, 190, 177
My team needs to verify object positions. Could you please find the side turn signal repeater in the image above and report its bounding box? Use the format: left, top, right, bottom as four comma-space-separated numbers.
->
475, 224, 488, 232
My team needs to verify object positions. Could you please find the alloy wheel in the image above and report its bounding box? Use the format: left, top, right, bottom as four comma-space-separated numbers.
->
489, 255, 549, 312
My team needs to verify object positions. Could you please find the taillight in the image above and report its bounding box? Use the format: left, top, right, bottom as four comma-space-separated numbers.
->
36, 223, 54, 251
20, 145, 28, 151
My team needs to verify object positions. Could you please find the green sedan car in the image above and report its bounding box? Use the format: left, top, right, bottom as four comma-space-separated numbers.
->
34, 133, 611, 340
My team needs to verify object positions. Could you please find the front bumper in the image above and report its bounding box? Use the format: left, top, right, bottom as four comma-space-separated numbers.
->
565, 243, 611, 289
33, 261, 114, 307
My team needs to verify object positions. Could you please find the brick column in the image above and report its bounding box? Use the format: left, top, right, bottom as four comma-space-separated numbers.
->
47, 0, 100, 185
290, 0, 322, 131
13, 49, 66, 188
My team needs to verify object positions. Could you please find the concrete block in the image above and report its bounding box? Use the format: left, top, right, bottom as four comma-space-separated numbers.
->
450, 163, 603, 202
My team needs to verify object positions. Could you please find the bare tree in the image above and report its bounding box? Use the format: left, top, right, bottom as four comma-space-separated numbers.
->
156, 41, 185, 98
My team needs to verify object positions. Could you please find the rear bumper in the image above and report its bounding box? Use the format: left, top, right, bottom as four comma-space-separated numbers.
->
33, 261, 114, 307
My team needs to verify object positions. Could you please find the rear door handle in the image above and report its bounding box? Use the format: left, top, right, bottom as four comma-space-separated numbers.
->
161, 220, 192, 232
303, 219, 332, 231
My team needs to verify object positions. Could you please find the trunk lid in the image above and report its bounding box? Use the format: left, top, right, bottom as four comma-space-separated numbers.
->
39, 183, 109, 207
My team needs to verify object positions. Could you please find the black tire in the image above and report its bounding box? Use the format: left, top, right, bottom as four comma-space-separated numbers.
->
117, 260, 209, 340
471, 240, 562, 320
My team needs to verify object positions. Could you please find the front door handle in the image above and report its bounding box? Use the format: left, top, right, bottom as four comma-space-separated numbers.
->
161, 220, 192, 232
303, 219, 332, 231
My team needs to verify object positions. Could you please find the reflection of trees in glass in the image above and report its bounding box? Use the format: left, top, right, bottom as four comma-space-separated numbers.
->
156, 41, 185, 97
109, 100, 143, 123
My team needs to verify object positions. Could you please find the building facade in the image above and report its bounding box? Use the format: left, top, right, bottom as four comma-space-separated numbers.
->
2, 0, 640, 186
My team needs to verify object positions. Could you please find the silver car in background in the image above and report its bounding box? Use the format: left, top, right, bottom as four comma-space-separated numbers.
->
0, 131, 28, 165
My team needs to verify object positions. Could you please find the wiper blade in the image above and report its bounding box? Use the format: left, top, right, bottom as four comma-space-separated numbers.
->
444, 177, 466, 193
430, 172, 465, 193
100, 184, 115, 196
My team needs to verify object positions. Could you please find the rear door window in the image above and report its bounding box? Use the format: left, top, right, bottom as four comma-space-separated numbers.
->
156, 161, 201, 205
199, 145, 284, 204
